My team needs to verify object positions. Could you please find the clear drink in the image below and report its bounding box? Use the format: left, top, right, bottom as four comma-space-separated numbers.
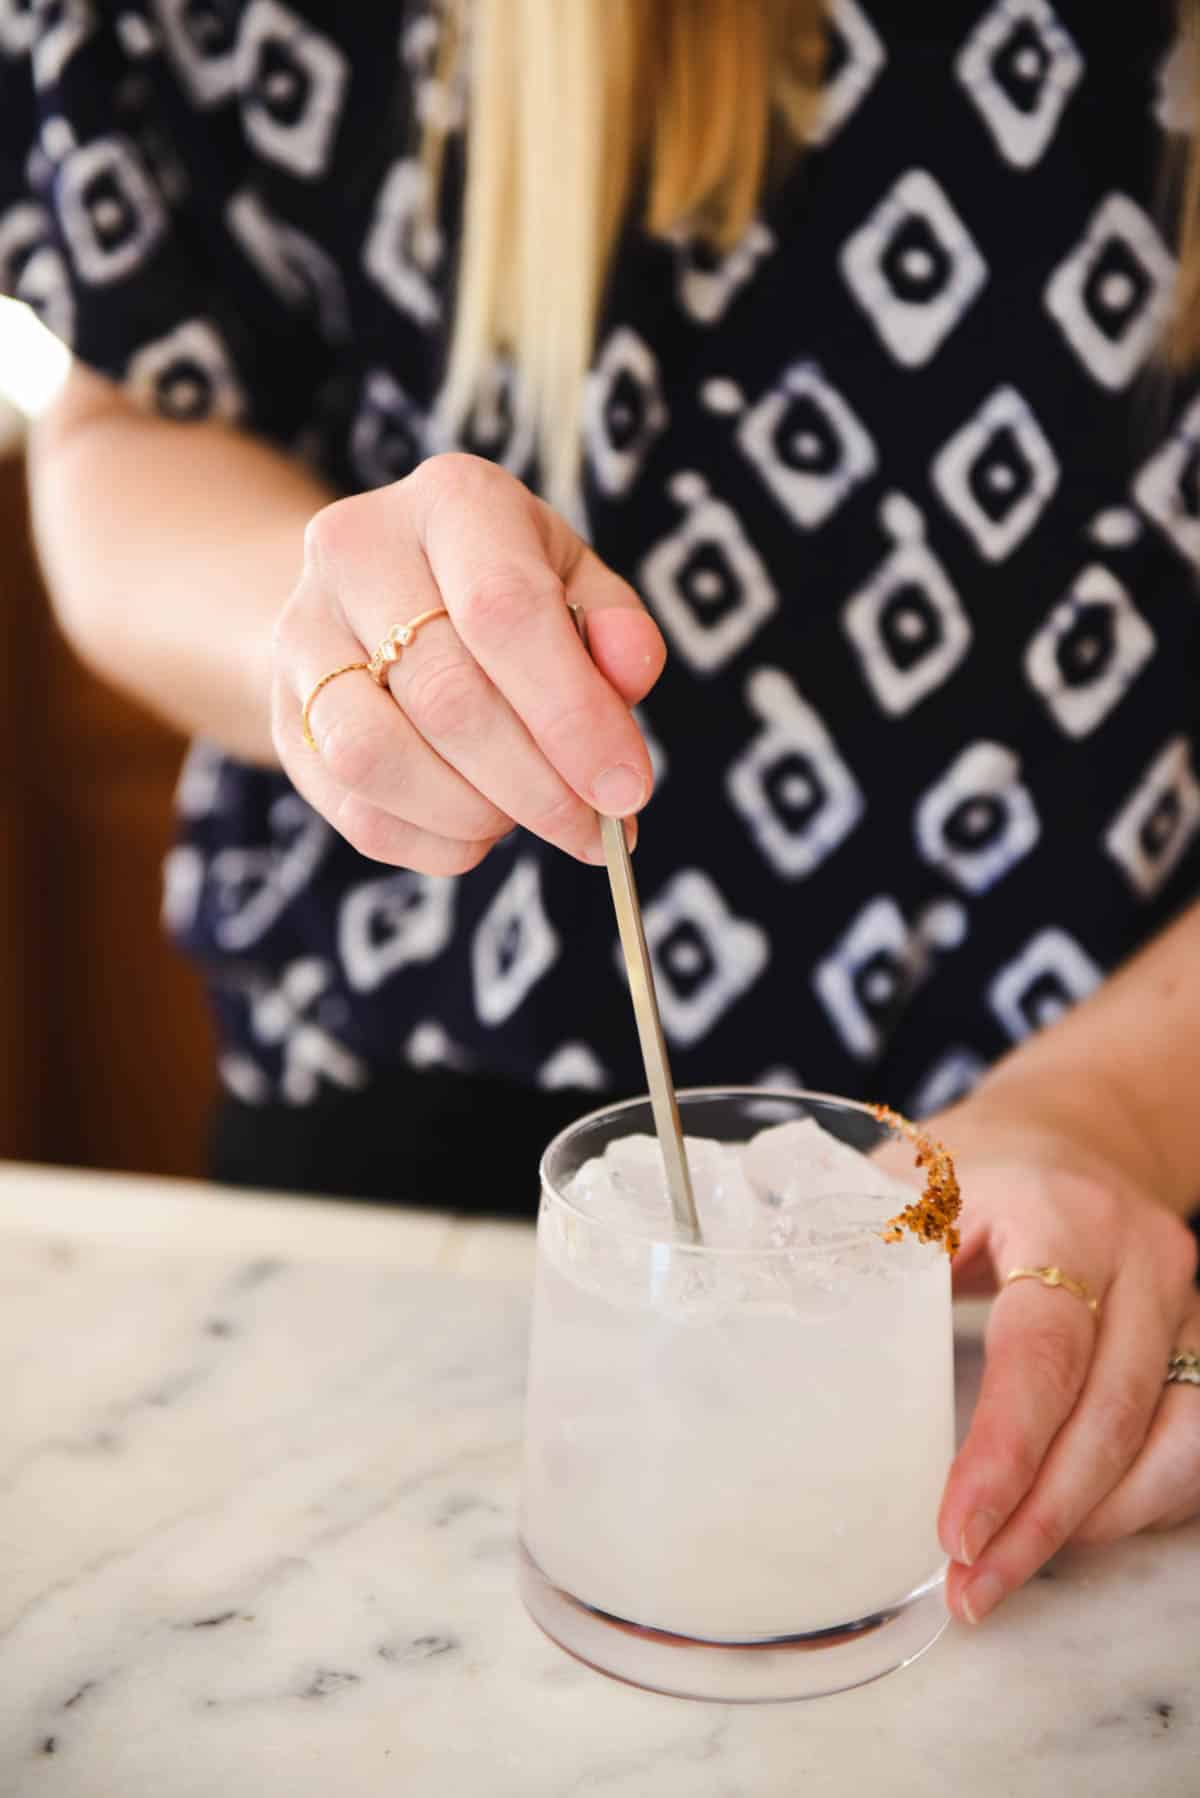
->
519, 1089, 955, 1702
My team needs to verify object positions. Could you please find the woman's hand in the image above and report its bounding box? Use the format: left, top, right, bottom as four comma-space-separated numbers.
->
928, 1089, 1200, 1626
271, 453, 666, 874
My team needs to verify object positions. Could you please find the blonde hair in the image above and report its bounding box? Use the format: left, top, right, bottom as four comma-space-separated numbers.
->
432, 0, 1200, 509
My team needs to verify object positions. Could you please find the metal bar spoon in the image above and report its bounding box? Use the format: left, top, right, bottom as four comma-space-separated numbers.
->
569, 605, 702, 1245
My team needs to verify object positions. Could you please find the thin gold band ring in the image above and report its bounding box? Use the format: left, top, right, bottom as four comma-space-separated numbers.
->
301, 606, 449, 752
1003, 1264, 1101, 1317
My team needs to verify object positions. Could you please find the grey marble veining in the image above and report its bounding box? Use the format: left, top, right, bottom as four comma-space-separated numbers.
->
1, 1190, 1198, 1798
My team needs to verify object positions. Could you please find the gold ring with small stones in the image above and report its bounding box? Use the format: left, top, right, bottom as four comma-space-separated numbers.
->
301, 606, 449, 751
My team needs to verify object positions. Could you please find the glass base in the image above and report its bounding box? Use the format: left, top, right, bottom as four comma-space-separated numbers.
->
518, 1541, 949, 1703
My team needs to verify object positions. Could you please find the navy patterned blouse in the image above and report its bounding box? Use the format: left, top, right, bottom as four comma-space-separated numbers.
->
3, 0, 1199, 1127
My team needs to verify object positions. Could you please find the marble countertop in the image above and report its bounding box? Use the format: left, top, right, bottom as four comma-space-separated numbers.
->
1, 1161, 1197, 1798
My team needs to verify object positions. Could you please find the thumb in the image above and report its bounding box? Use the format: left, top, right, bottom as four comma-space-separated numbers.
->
565, 544, 667, 706
583, 602, 668, 706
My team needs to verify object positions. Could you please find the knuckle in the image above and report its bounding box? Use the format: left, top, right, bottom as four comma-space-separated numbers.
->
463, 798, 513, 841
976, 1429, 1040, 1498
339, 808, 399, 867
1154, 1212, 1200, 1286
439, 837, 495, 877
319, 714, 383, 794
302, 496, 358, 573
458, 563, 564, 636
407, 451, 508, 513
536, 694, 610, 764
1024, 1502, 1066, 1560
524, 784, 591, 848
1070, 1507, 1122, 1548
404, 653, 489, 742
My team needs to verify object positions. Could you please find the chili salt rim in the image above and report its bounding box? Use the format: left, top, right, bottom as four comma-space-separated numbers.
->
871, 1104, 962, 1258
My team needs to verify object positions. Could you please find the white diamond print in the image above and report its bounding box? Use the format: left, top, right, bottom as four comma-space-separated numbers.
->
472, 857, 560, 1027
736, 359, 877, 530
57, 137, 169, 286
585, 328, 668, 496
152, 0, 240, 106
668, 219, 776, 325
227, 187, 350, 342
174, 740, 224, 818
931, 386, 1059, 561
839, 169, 988, 368
1133, 391, 1200, 567
126, 319, 245, 425
31, 0, 95, 88
246, 959, 366, 1105
1044, 194, 1175, 389
988, 928, 1102, 1041
161, 846, 204, 936
234, 1, 349, 181
211, 794, 331, 952
634, 870, 768, 1049
362, 159, 443, 330
538, 1043, 608, 1092
639, 474, 777, 675
1024, 564, 1155, 738
1104, 737, 1200, 899
812, 896, 925, 1062
725, 668, 864, 878
218, 1052, 271, 1106
1154, 32, 1196, 136
406, 1021, 472, 1071
842, 494, 972, 714
914, 742, 1040, 894
0, 202, 73, 344
0, 0, 35, 56
955, 0, 1083, 170
338, 870, 456, 994
432, 356, 536, 476
810, 0, 887, 146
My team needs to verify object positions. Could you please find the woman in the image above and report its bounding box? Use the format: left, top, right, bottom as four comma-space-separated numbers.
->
2, 0, 1198, 1623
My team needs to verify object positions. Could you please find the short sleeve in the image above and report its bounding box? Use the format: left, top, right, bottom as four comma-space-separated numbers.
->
0, 3, 338, 447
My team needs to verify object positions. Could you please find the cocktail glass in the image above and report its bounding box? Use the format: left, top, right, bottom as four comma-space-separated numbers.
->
519, 1087, 954, 1702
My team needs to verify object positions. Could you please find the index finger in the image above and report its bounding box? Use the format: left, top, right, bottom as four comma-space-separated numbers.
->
938, 1276, 1099, 1569
410, 457, 663, 818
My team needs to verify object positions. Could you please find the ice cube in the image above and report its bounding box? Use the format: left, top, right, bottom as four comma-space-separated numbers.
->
691, 1143, 763, 1247
565, 1123, 915, 1252
603, 1133, 671, 1214
565, 1134, 732, 1238
742, 1117, 911, 1212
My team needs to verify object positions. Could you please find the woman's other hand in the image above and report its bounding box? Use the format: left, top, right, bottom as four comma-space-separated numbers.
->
929, 1090, 1199, 1626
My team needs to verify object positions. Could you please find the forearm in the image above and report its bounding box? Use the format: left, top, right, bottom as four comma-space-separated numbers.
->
28, 367, 335, 765
963, 899, 1200, 1218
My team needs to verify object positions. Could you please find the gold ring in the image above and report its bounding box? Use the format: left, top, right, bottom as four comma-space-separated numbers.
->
1166, 1350, 1200, 1387
301, 606, 449, 752
1004, 1265, 1101, 1317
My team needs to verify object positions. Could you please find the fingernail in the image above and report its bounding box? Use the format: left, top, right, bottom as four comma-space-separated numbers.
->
960, 1509, 999, 1568
623, 816, 638, 854
592, 764, 647, 817
961, 1571, 1005, 1626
